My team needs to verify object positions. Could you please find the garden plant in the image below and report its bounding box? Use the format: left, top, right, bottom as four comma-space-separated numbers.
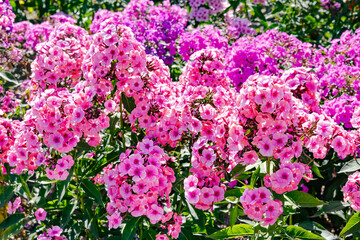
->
1, 0, 360, 239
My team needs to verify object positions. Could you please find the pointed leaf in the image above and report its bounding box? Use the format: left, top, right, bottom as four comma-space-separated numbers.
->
285, 225, 325, 240
286, 191, 327, 208
123, 217, 142, 240
339, 158, 360, 173
207, 224, 254, 239
0, 186, 14, 209
340, 212, 360, 237
0, 214, 25, 229
60, 202, 78, 228
81, 179, 104, 207
121, 93, 136, 113
229, 205, 238, 227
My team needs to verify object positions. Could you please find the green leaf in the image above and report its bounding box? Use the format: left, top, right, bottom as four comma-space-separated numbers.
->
313, 201, 349, 217
285, 225, 325, 240
207, 224, 254, 239
0, 222, 23, 240
225, 188, 244, 198
60, 201, 78, 228
230, 163, 246, 177
339, 158, 360, 173
298, 221, 337, 240
0, 186, 15, 209
285, 191, 327, 208
310, 162, 323, 179
81, 179, 104, 207
340, 212, 360, 237
253, 6, 265, 21
121, 92, 136, 113
250, 166, 260, 188
57, 166, 74, 204
122, 217, 142, 240
83, 202, 99, 239
0, 214, 25, 229
229, 205, 238, 227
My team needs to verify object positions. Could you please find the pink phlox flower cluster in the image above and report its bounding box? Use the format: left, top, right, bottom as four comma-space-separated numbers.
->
184, 170, 226, 210
30, 22, 90, 91
343, 171, 360, 211
240, 187, 283, 226
264, 162, 312, 194
46, 155, 74, 181
280, 67, 320, 113
38, 226, 67, 240
0, 118, 20, 168
0, 90, 19, 115
104, 139, 176, 229
237, 72, 355, 162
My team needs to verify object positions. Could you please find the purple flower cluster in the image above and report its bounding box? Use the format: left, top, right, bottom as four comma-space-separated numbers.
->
90, 0, 187, 65
188, 0, 227, 22
178, 25, 228, 61
225, 29, 314, 87
0, 0, 15, 47
322, 94, 360, 129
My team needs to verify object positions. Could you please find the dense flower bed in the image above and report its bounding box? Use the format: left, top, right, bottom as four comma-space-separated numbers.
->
1, 0, 360, 239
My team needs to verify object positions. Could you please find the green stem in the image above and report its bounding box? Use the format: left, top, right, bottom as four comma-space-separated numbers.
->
119, 98, 126, 148
73, 155, 85, 213
266, 157, 271, 175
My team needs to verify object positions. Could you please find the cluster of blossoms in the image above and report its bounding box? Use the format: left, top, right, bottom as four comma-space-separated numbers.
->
0, 0, 15, 47
103, 139, 180, 238
343, 171, 360, 211
322, 94, 360, 129
315, 29, 360, 99
264, 162, 312, 194
188, 0, 227, 21
0, 117, 20, 171
225, 29, 314, 87
320, 0, 341, 9
0, 86, 19, 115
240, 187, 283, 226
178, 25, 228, 61
38, 226, 67, 240
30, 22, 90, 91
7, 196, 21, 214
237, 70, 355, 161
224, 12, 256, 39
46, 155, 74, 181
90, 0, 187, 65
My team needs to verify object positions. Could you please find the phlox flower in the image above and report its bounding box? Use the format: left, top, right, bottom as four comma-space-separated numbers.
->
35, 208, 47, 221
185, 188, 201, 204
200, 187, 214, 205
7, 197, 21, 214
199, 104, 216, 120
258, 137, 275, 157
240, 150, 259, 165
147, 204, 164, 224
107, 211, 122, 230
